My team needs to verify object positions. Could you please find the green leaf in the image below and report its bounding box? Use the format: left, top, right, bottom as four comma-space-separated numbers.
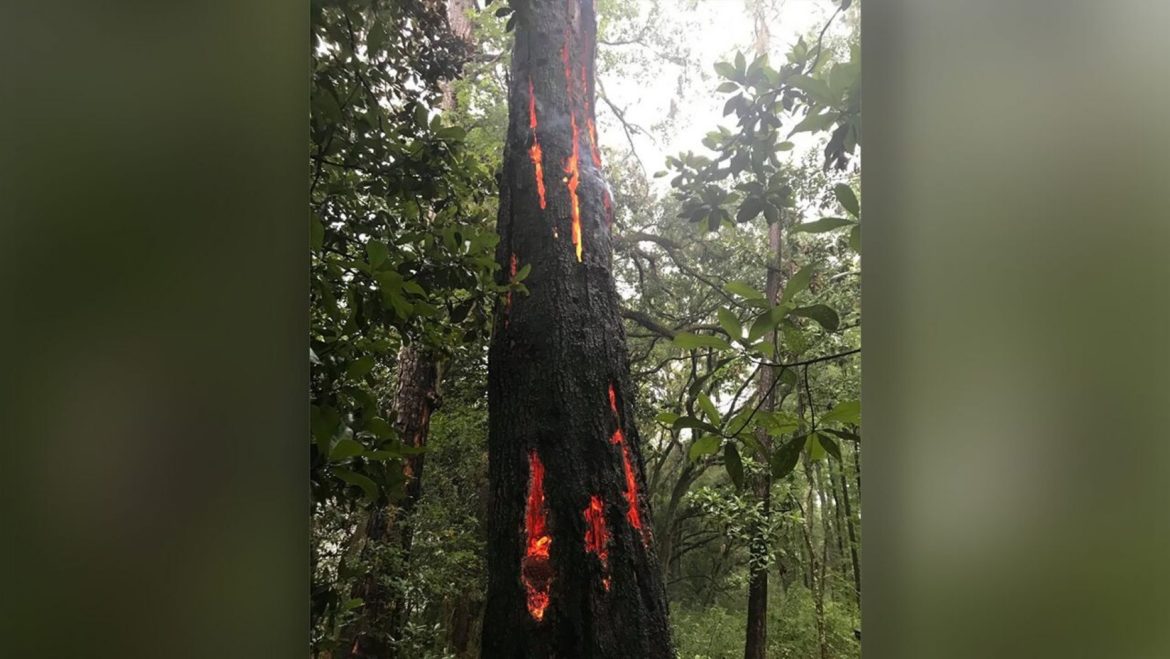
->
655, 411, 681, 426
817, 433, 842, 461
714, 61, 737, 79
724, 443, 744, 489
366, 240, 388, 268
849, 223, 861, 252
790, 110, 836, 135
790, 304, 840, 332
821, 399, 861, 425
673, 332, 731, 351
791, 217, 854, 234
736, 197, 764, 223
689, 434, 721, 461
698, 393, 722, 425
333, 467, 378, 503
734, 51, 746, 76
747, 310, 782, 343
771, 433, 806, 478
674, 416, 722, 436
715, 81, 739, 93
364, 417, 396, 440
437, 126, 467, 142
834, 183, 860, 217
725, 281, 765, 300
310, 212, 324, 251
717, 308, 742, 341
512, 263, 532, 283
780, 264, 814, 306
347, 356, 375, 379
789, 74, 834, 104
807, 433, 826, 461
330, 437, 365, 461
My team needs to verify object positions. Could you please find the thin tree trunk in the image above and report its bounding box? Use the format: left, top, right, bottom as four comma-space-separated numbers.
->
482, 1, 673, 656
744, 203, 783, 659
347, 346, 441, 658
834, 450, 861, 604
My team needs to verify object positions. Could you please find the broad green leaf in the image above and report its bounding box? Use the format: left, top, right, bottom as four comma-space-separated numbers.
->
821, 399, 861, 425
330, 437, 365, 461
737, 197, 764, 223
674, 416, 722, 436
780, 264, 814, 306
747, 310, 782, 343
834, 183, 860, 217
716, 81, 739, 93
365, 416, 396, 440
698, 393, 722, 425
311, 212, 324, 251
849, 223, 861, 252
789, 74, 834, 104
689, 434, 721, 461
717, 308, 742, 341
771, 433, 806, 478
790, 304, 840, 332
790, 110, 836, 135
817, 433, 842, 461
725, 280, 765, 300
714, 61, 737, 79
333, 467, 378, 503
734, 51, 746, 75
366, 240, 389, 267
656, 411, 681, 426
807, 433, 826, 461
673, 332, 731, 351
436, 126, 466, 141
513, 263, 532, 283
347, 356, 375, 379
725, 443, 744, 488
792, 217, 854, 234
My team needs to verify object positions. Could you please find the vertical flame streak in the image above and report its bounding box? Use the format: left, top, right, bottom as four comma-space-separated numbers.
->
602, 187, 613, 229
523, 451, 553, 622
565, 107, 583, 263
562, 38, 583, 262
583, 494, 610, 590
527, 79, 547, 209
607, 384, 648, 544
581, 65, 602, 168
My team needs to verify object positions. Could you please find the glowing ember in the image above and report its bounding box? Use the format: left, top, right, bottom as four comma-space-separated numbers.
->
565, 113, 583, 262
606, 383, 648, 543
583, 494, 610, 590
527, 79, 547, 209
619, 443, 644, 534
522, 451, 553, 622
587, 117, 602, 168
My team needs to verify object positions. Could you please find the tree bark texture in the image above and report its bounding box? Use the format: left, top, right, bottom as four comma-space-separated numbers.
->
347, 346, 440, 658
482, 1, 673, 657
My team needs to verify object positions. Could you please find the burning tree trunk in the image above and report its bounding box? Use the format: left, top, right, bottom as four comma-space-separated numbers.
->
482, 1, 673, 656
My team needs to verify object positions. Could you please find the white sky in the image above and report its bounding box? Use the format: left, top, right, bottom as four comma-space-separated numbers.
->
599, 0, 842, 191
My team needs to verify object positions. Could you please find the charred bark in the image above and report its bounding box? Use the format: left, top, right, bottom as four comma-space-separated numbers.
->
482, 1, 673, 657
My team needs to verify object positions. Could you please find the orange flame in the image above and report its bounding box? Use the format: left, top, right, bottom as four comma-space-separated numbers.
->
566, 114, 582, 262
583, 494, 610, 590
523, 451, 553, 621
527, 79, 547, 210
606, 383, 648, 543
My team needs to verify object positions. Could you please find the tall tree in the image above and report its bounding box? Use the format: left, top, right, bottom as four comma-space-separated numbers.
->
481, 0, 674, 656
